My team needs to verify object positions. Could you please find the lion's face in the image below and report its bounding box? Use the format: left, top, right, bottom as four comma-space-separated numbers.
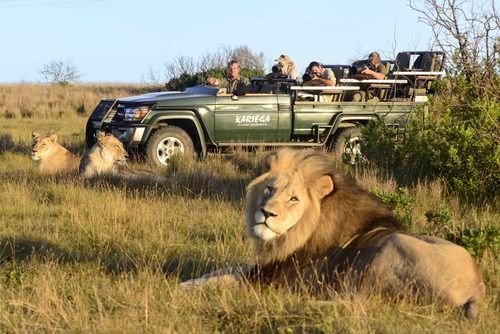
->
97, 134, 128, 165
245, 149, 335, 257
31, 132, 57, 161
247, 172, 312, 241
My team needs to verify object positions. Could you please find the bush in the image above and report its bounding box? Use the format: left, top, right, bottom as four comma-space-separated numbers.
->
361, 76, 500, 201
373, 187, 414, 228
449, 225, 500, 258
165, 67, 265, 91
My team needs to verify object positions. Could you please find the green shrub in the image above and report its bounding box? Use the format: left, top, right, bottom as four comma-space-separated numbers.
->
361, 76, 500, 201
448, 225, 500, 259
424, 203, 452, 227
372, 187, 414, 228
361, 119, 400, 170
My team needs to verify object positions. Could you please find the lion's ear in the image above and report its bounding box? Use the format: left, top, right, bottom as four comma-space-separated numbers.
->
32, 131, 39, 139
261, 152, 278, 173
316, 175, 334, 199
49, 134, 58, 142
96, 132, 106, 143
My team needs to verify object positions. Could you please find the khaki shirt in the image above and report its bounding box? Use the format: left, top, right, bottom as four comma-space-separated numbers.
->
321, 68, 337, 86
219, 76, 251, 94
374, 63, 388, 77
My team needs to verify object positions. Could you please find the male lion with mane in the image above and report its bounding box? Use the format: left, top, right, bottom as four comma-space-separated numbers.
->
79, 133, 166, 182
182, 148, 485, 318
31, 131, 82, 173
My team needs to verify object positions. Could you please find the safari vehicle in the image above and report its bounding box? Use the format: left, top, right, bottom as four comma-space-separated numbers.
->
87, 51, 445, 167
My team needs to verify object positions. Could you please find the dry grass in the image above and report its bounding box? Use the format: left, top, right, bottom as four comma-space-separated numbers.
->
0, 84, 499, 333
0, 83, 149, 120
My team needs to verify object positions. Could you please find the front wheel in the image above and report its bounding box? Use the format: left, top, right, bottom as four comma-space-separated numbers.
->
333, 127, 363, 164
146, 126, 194, 167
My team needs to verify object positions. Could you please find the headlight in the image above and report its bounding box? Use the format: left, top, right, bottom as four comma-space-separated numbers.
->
124, 106, 150, 121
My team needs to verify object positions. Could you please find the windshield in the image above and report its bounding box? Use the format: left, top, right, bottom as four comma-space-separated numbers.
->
89, 99, 115, 121
184, 84, 221, 96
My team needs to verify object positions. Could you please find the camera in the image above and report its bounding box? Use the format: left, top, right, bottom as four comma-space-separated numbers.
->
302, 72, 313, 83
272, 63, 283, 73
351, 60, 375, 74
365, 63, 376, 71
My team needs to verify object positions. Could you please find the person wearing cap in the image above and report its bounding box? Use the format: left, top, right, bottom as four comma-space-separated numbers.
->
206, 60, 251, 94
275, 55, 297, 80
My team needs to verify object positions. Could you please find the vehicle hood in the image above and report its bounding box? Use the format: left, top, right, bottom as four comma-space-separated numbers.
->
118, 91, 184, 103
117, 91, 216, 106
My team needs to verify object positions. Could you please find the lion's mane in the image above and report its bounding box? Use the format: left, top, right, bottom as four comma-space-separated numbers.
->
246, 148, 401, 267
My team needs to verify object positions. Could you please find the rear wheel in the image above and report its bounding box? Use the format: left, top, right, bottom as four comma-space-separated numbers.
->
333, 127, 363, 164
146, 126, 194, 167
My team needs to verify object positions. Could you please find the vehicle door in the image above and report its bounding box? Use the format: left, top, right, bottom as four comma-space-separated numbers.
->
214, 92, 280, 143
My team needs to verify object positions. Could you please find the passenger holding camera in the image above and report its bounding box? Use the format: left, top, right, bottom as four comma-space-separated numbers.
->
351, 52, 388, 102
275, 55, 297, 80
206, 60, 251, 94
266, 55, 297, 80
360, 52, 387, 80
303, 61, 336, 86
303, 61, 337, 102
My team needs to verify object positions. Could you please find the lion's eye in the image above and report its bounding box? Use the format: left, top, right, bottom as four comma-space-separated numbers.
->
290, 196, 299, 203
266, 185, 274, 194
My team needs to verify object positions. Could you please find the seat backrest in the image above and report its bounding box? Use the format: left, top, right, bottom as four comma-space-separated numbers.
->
394, 52, 411, 71
259, 84, 276, 94
411, 54, 424, 70
411, 52, 444, 72
432, 53, 445, 71
331, 65, 349, 83
426, 53, 444, 72
250, 84, 261, 93
381, 61, 392, 75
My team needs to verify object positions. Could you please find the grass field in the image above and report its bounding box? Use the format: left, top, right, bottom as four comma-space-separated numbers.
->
0, 84, 499, 333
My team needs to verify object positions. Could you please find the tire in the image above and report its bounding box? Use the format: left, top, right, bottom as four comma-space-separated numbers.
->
333, 127, 363, 164
146, 126, 194, 167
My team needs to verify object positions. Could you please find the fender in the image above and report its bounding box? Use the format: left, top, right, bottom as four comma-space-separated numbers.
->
144, 108, 211, 156
327, 113, 383, 137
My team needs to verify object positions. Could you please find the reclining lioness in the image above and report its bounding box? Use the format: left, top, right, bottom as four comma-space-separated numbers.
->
31, 131, 82, 173
79, 133, 166, 182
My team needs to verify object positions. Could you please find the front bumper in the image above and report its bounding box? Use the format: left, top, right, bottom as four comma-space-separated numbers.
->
101, 124, 147, 145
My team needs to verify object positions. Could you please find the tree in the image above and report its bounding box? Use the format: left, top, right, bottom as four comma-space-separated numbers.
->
159, 45, 266, 91
359, 0, 500, 200
39, 59, 83, 85
409, 0, 499, 94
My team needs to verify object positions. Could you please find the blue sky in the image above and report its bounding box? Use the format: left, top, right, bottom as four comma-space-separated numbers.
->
0, 0, 435, 83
